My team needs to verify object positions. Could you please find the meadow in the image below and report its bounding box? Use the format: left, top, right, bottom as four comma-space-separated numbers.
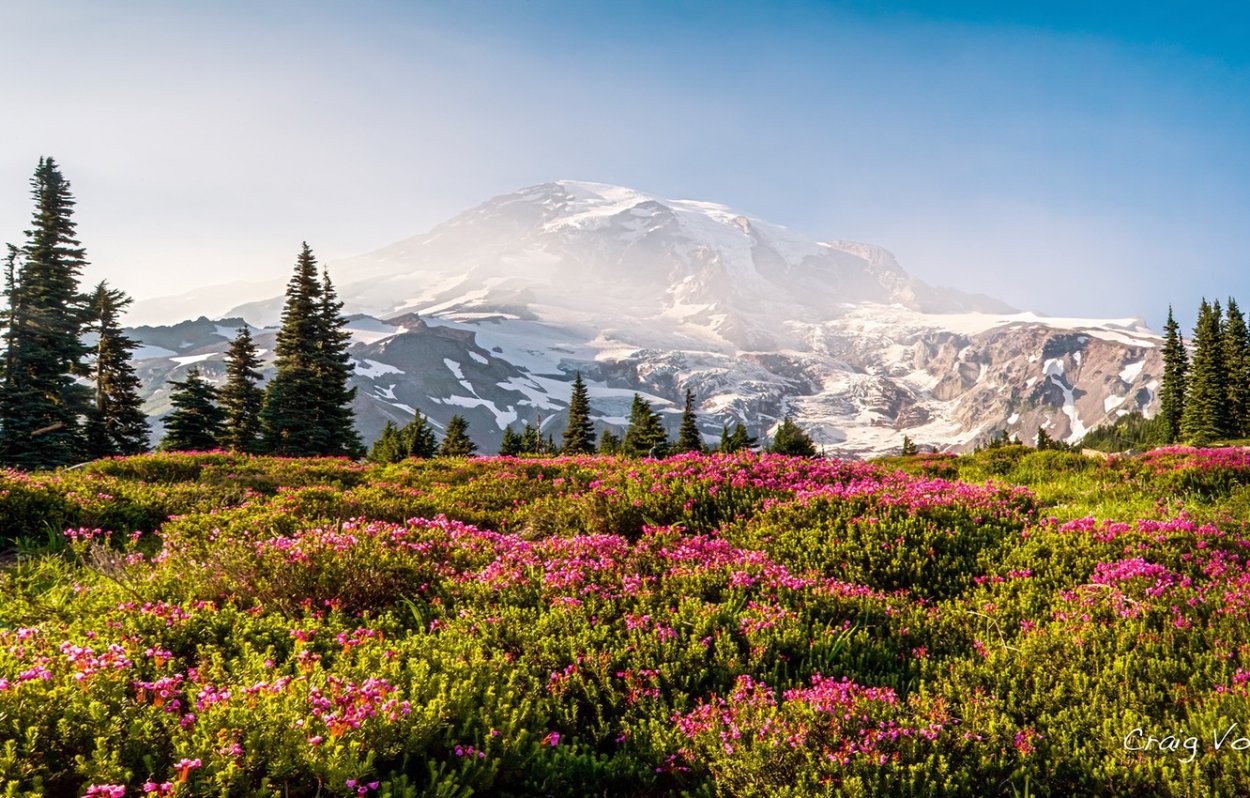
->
3, 447, 1250, 796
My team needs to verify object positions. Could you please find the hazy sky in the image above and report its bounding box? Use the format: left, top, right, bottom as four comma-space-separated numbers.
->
1, 1, 1247, 330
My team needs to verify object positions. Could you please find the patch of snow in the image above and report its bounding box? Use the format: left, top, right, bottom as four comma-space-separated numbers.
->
468, 351, 489, 365
441, 395, 518, 429
354, 359, 403, 378
374, 385, 397, 401
1120, 360, 1145, 382
1042, 358, 1064, 377
1007, 413, 1019, 424
1104, 395, 1126, 413
171, 353, 214, 366
443, 358, 465, 380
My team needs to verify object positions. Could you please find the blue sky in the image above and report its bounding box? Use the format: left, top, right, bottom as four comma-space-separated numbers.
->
0, 1, 1247, 330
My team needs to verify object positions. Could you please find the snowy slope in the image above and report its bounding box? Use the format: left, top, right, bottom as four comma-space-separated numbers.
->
129, 181, 1160, 455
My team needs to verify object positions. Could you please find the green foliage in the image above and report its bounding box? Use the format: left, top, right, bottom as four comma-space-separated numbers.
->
1159, 306, 1188, 443
597, 428, 621, 456
768, 415, 817, 457
621, 394, 668, 457
1079, 411, 1165, 453
1224, 297, 1250, 438
901, 434, 918, 456
718, 422, 756, 454
1182, 299, 1230, 445
82, 281, 149, 459
369, 413, 439, 464
260, 245, 361, 457
218, 325, 265, 454
0, 157, 92, 469
674, 389, 704, 454
11, 449, 1250, 795
159, 367, 225, 452
560, 372, 595, 455
439, 415, 477, 458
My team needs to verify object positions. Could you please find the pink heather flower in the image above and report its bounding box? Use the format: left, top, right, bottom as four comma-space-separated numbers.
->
142, 782, 174, 796
85, 787, 126, 798
542, 731, 561, 747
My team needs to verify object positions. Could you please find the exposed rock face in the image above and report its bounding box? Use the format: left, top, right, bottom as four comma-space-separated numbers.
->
127, 181, 1160, 456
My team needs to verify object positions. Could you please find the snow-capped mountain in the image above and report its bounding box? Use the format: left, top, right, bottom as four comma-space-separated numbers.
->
129, 181, 1160, 455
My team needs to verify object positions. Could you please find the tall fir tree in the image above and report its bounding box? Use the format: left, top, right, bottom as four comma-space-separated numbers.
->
1224, 297, 1250, 438
260, 244, 361, 456
674, 388, 704, 453
1159, 306, 1188, 443
82, 282, 148, 458
160, 368, 225, 451
621, 394, 668, 457
560, 372, 596, 454
0, 158, 92, 469
1181, 299, 1230, 445
440, 414, 477, 457
769, 415, 818, 457
901, 434, 918, 456
218, 325, 265, 453
313, 269, 363, 456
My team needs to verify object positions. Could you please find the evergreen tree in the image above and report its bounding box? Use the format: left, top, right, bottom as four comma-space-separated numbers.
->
260, 244, 361, 456
1182, 299, 1231, 445
160, 368, 224, 451
0, 158, 92, 469
719, 422, 757, 453
82, 282, 148, 458
769, 415, 817, 457
522, 420, 552, 455
900, 434, 918, 456
368, 412, 439, 463
560, 372, 596, 454
499, 425, 524, 456
1158, 306, 1188, 443
440, 414, 477, 457
621, 394, 668, 457
1035, 427, 1054, 451
313, 269, 363, 456
1224, 297, 1250, 438
598, 428, 621, 455
674, 388, 704, 453
218, 325, 265, 453
369, 421, 404, 463
401, 412, 439, 458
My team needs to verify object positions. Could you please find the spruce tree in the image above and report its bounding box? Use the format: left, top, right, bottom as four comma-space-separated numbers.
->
440, 414, 477, 457
369, 420, 404, 463
769, 415, 817, 457
621, 394, 668, 457
218, 325, 265, 453
499, 425, 524, 456
901, 434, 918, 456
0, 158, 92, 469
560, 372, 596, 454
260, 244, 361, 456
313, 269, 363, 456
82, 282, 148, 459
160, 368, 225, 451
521, 422, 545, 455
719, 422, 757, 453
1035, 427, 1054, 451
598, 428, 621, 455
675, 389, 704, 453
1181, 299, 1230, 445
1158, 306, 1188, 443
1224, 297, 1250, 439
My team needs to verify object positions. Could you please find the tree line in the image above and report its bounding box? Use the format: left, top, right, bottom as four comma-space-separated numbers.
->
0, 158, 361, 469
0, 157, 821, 470
1081, 298, 1250, 451
368, 374, 820, 462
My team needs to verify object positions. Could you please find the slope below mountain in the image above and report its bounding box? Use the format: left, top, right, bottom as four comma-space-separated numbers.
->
128, 181, 1158, 455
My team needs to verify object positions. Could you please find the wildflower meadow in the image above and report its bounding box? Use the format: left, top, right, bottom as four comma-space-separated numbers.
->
4, 447, 1250, 796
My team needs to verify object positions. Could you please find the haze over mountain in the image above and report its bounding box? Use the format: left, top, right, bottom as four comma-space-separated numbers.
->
129, 181, 1161, 455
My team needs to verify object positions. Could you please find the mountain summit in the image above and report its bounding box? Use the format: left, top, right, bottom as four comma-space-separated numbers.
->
135, 181, 1159, 455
